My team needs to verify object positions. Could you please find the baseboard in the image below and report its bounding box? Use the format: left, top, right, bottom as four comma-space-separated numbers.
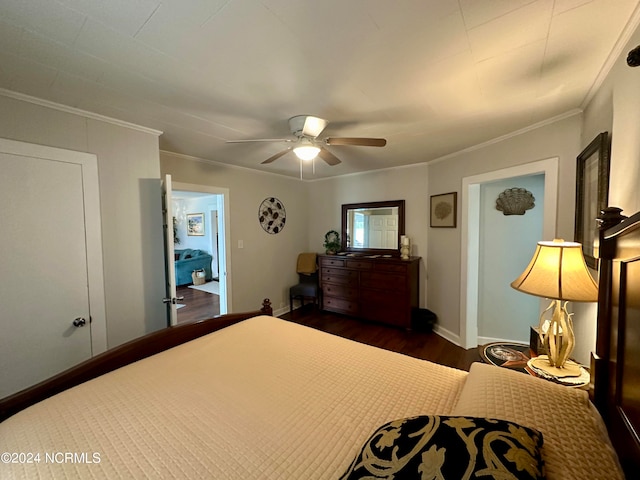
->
272, 305, 290, 317
433, 324, 461, 347
477, 335, 528, 345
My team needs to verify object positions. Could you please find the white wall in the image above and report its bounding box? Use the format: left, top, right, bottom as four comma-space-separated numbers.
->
426, 115, 581, 345
161, 151, 309, 315
0, 93, 166, 348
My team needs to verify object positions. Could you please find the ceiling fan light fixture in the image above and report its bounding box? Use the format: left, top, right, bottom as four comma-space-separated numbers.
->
293, 145, 320, 161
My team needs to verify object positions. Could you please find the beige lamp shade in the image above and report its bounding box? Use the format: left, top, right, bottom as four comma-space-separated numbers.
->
511, 239, 598, 302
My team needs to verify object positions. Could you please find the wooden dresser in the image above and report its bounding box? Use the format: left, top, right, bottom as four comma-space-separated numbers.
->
319, 254, 420, 329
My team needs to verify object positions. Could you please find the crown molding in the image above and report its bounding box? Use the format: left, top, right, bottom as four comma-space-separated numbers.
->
160, 149, 304, 181
0, 88, 163, 136
425, 109, 582, 167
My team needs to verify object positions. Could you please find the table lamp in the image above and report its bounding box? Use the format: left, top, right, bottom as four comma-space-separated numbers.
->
510, 239, 598, 377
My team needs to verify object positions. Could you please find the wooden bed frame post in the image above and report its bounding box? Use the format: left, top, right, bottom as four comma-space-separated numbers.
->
261, 298, 273, 315
592, 207, 627, 416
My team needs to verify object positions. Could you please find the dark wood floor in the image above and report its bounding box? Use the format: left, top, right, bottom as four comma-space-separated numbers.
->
176, 285, 220, 323
281, 306, 482, 371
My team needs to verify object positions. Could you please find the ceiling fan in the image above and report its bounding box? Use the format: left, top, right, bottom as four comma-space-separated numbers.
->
226, 115, 386, 166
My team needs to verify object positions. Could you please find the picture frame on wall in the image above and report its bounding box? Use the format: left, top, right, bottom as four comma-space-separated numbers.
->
187, 213, 205, 236
574, 131, 610, 269
430, 192, 457, 228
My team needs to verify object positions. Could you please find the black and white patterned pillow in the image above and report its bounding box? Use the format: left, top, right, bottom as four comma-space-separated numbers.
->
341, 415, 544, 479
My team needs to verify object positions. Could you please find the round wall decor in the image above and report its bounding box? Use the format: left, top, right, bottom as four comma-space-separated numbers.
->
258, 197, 286, 234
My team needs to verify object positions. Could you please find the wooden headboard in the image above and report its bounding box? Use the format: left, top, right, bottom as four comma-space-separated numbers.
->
593, 207, 640, 475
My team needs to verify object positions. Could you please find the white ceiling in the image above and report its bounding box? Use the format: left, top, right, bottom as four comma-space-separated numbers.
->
1, 0, 638, 179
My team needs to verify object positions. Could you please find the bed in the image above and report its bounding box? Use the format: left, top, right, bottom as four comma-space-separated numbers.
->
1, 208, 639, 479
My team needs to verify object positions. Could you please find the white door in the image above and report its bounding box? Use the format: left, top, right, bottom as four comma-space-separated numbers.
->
161, 174, 180, 326
215, 194, 228, 314
0, 138, 106, 398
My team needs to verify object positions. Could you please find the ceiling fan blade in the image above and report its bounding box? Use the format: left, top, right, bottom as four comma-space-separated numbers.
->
227, 138, 292, 143
261, 147, 292, 164
325, 137, 387, 147
318, 147, 342, 166
302, 116, 328, 138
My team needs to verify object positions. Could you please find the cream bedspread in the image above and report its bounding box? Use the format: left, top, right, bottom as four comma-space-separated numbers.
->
452, 362, 623, 480
0, 315, 467, 479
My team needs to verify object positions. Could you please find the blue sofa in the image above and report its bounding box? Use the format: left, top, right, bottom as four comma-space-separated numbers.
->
174, 249, 213, 286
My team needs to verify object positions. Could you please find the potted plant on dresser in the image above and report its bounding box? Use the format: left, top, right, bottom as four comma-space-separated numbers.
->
323, 230, 341, 254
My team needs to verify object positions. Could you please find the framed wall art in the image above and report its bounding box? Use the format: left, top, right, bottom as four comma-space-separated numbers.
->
574, 131, 610, 268
430, 192, 457, 228
187, 213, 205, 236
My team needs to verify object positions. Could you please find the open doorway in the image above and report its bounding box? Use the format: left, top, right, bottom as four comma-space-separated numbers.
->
459, 158, 558, 348
171, 184, 230, 323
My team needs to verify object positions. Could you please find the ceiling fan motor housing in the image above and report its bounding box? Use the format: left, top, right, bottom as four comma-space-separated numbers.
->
288, 115, 327, 138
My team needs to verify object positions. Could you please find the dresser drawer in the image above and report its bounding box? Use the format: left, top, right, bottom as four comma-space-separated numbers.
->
374, 262, 409, 273
322, 273, 358, 287
361, 272, 406, 291
321, 267, 358, 278
360, 288, 404, 304
320, 257, 345, 267
323, 296, 359, 315
322, 283, 358, 300
345, 259, 372, 270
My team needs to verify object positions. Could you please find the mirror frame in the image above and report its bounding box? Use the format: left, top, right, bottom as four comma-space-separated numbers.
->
341, 200, 405, 256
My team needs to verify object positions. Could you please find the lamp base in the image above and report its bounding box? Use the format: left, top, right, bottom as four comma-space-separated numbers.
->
529, 355, 582, 378
537, 299, 576, 369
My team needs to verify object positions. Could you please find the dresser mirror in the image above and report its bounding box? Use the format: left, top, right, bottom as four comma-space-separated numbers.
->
341, 200, 405, 255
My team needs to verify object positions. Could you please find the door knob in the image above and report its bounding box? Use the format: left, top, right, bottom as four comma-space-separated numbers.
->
73, 317, 86, 327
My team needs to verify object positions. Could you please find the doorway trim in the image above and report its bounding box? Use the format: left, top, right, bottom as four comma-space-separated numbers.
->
172, 181, 232, 313
459, 157, 559, 349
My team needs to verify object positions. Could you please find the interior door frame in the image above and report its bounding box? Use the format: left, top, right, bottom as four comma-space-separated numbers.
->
459, 157, 558, 349
0, 137, 107, 354
172, 181, 232, 314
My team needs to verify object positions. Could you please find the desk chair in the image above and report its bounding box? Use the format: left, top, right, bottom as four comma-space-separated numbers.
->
289, 253, 319, 313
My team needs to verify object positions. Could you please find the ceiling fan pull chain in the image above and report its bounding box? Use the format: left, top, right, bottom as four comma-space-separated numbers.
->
300, 158, 303, 180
